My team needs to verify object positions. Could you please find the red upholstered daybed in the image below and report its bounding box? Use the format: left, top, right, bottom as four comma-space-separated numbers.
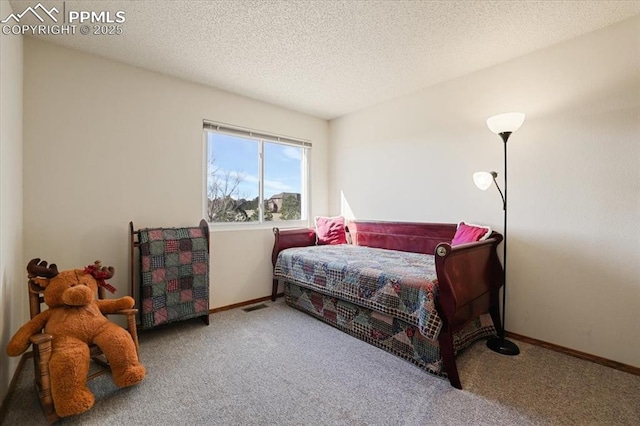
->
271, 220, 504, 389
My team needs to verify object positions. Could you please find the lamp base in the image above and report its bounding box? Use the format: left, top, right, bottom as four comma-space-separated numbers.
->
486, 336, 520, 356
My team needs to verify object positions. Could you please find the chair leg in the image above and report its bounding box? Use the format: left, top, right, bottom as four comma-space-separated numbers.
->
126, 313, 140, 358
33, 340, 58, 423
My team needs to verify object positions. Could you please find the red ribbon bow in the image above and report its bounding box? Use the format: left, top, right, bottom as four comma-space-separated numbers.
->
84, 264, 117, 294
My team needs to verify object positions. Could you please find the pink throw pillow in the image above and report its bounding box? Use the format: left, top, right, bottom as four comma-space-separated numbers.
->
451, 222, 491, 246
315, 216, 347, 245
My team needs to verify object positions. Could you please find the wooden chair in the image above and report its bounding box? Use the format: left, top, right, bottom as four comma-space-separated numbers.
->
27, 279, 140, 423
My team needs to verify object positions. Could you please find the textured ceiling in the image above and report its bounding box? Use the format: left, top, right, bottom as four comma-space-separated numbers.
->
8, 0, 640, 119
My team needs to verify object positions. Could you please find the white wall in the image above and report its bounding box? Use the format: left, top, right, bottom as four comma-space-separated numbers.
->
0, 0, 24, 406
22, 38, 329, 311
329, 17, 640, 367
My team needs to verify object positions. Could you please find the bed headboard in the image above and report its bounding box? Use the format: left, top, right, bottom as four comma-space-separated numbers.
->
348, 220, 457, 255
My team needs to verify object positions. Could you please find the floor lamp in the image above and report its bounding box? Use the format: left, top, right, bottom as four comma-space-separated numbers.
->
473, 112, 525, 356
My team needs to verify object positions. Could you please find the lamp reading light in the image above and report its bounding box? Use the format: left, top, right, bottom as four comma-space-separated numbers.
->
473, 171, 495, 191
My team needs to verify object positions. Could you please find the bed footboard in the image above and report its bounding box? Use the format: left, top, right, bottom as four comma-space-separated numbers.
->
271, 227, 316, 300
434, 233, 504, 388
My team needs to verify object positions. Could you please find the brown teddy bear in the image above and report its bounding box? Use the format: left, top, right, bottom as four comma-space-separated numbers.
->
6, 259, 146, 418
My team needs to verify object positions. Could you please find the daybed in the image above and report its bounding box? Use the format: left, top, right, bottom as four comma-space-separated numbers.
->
271, 220, 504, 389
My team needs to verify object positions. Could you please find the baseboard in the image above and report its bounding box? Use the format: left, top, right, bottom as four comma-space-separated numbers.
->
506, 331, 640, 376
209, 292, 284, 314
0, 352, 32, 425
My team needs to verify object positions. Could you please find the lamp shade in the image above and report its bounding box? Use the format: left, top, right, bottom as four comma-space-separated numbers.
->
486, 112, 525, 134
473, 171, 493, 190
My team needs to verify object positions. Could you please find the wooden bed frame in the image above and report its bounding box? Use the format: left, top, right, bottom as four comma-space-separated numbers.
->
271, 220, 504, 389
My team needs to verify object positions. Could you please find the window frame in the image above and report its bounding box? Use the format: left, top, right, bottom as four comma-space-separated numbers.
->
202, 121, 311, 231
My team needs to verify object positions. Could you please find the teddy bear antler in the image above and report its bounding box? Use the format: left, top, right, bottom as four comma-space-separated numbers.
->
27, 258, 59, 278
92, 260, 115, 280
102, 267, 115, 280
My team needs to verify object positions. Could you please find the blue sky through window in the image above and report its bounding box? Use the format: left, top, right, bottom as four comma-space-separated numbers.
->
207, 133, 302, 200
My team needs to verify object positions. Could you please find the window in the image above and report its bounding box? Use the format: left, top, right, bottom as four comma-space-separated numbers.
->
203, 121, 310, 226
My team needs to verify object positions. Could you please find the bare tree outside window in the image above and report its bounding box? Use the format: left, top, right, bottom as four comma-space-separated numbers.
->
206, 160, 251, 223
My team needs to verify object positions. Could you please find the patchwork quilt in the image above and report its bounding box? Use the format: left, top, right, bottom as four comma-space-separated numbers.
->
274, 244, 442, 340
139, 226, 209, 329
284, 282, 494, 376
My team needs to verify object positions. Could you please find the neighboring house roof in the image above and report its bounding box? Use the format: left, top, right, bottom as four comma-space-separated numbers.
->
268, 192, 300, 201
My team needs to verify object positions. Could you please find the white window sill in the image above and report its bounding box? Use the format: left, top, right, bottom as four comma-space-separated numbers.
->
208, 220, 310, 232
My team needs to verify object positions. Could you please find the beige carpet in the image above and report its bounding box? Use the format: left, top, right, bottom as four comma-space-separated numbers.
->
456, 336, 639, 424
2, 299, 639, 425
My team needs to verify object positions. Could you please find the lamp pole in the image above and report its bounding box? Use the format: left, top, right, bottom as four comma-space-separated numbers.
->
486, 131, 520, 355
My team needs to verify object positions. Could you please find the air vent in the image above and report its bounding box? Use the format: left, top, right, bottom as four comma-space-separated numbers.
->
242, 303, 268, 312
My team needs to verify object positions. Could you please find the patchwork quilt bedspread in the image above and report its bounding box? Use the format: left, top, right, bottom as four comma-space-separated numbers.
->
274, 244, 443, 340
